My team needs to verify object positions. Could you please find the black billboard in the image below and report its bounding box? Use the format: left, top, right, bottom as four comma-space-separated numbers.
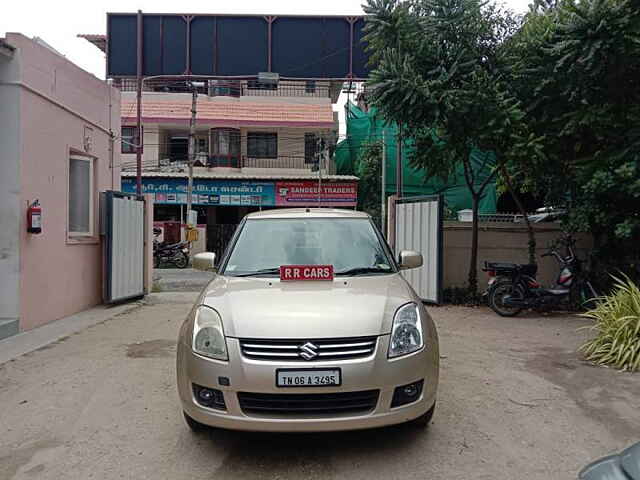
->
107, 13, 369, 79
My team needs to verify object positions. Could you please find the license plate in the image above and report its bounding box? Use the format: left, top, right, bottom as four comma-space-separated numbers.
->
276, 369, 341, 387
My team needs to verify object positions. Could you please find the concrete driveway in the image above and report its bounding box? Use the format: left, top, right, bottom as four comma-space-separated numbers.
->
1, 297, 638, 480
153, 268, 213, 292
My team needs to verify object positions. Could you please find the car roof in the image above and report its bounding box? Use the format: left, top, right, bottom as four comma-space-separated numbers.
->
245, 208, 370, 220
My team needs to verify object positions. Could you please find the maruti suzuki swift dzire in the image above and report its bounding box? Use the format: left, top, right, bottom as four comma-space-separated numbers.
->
176, 208, 439, 432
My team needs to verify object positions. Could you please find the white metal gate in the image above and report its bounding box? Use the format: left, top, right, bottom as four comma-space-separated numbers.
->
395, 195, 443, 303
103, 191, 145, 303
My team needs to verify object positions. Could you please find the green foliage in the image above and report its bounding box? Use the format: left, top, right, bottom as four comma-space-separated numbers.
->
364, 0, 536, 179
580, 276, 640, 372
364, 0, 542, 294
356, 141, 384, 229
505, 0, 640, 281
366, 0, 640, 287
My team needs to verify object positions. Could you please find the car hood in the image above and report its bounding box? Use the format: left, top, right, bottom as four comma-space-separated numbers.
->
198, 273, 416, 338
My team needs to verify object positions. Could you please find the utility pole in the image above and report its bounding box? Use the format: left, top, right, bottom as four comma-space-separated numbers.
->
186, 82, 198, 225
135, 9, 143, 195
396, 125, 403, 198
381, 130, 387, 234
317, 137, 324, 206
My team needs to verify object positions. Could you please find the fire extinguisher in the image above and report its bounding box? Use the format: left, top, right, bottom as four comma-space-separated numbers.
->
27, 199, 42, 234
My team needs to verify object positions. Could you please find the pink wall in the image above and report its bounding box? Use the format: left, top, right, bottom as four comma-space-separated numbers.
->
7, 34, 121, 331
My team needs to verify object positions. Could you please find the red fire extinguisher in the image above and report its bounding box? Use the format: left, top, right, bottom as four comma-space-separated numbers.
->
27, 199, 42, 234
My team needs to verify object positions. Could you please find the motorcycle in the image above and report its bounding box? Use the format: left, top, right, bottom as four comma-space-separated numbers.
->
153, 229, 190, 269
483, 235, 598, 317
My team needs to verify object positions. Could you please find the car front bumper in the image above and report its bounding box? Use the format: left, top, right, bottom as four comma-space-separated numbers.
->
176, 336, 439, 432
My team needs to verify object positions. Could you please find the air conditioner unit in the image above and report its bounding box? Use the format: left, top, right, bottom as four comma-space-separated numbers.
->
208, 80, 241, 97
258, 72, 279, 85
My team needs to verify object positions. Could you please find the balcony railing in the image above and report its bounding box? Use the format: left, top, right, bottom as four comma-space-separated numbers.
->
121, 155, 335, 174
113, 78, 330, 98
206, 155, 329, 171
208, 154, 240, 168
240, 81, 329, 98
242, 155, 317, 170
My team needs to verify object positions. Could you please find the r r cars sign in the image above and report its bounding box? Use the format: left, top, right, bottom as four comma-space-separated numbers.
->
280, 265, 334, 281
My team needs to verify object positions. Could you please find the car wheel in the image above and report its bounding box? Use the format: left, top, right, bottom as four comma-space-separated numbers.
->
183, 411, 208, 433
410, 403, 435, 428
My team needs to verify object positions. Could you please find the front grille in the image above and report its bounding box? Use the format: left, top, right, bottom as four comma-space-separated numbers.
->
238, 336, 377, 362
237, 390, 380, 416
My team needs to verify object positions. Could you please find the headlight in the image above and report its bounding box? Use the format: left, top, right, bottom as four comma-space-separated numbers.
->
388, 303, 424, 358
192, 305, 228, 360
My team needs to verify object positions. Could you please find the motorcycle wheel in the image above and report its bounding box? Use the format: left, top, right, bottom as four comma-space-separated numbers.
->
174, 251, 189, 269
578, 281, 599, 310
488, 280, 523, 317
154, 255, 160, 269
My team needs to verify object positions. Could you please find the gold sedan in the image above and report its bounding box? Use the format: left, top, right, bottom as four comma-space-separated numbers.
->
176, 209, 439, 432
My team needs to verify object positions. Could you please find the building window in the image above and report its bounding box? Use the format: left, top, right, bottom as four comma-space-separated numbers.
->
197, 138, 208, 154
68, 155, 94, 236
305, 133, 318, 164
168, 136, 188, 162
247, 132, 278, 158
305, 80, 316, 94
210, 128, 241, 167
121, 126, 141, 154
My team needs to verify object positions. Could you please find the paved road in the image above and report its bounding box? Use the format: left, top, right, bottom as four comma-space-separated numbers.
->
1, 298, 638, 480
153, 268, 213, 292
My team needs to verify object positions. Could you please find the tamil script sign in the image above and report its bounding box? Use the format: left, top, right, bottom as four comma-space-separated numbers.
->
122, 178, 275, 206
121, 177, 357, 207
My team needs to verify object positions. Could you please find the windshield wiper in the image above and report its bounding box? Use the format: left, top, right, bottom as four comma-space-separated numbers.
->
231, 267, 281, 277
335, 267, 392, 277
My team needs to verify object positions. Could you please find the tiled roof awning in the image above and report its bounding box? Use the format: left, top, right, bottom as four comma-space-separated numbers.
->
121, 99, 335, 128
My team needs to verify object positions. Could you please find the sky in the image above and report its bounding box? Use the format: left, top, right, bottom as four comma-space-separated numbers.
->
1, 0, 532, 80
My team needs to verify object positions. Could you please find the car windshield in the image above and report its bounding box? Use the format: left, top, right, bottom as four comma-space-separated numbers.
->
223, 218, 395, 277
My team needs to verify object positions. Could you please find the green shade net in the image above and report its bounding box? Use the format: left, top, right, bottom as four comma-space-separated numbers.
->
335, 103, 497, 214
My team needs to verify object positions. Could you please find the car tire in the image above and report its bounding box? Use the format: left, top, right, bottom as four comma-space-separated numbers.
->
183, 411, 208, 433
410, 403, 435, 428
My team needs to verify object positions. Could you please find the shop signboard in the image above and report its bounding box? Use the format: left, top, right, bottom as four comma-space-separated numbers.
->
275, 181, 357, 207
122, 178, 276, 206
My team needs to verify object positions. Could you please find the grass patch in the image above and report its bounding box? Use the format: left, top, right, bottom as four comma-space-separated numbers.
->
580, 275, 640, 372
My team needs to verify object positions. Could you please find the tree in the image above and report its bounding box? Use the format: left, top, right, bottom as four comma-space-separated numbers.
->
506, 0, 640, 284
356, 141, 384, 229
364, 0, 543, 293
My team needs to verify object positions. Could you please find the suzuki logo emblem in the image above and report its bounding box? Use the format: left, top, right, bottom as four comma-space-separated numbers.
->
299, 342, 319, 360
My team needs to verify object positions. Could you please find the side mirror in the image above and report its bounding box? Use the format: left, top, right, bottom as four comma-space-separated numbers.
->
193, 252, 216, 272
398, 250, 423, 270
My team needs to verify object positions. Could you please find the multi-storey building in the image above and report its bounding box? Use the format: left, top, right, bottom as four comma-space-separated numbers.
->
80, 35, 358, 255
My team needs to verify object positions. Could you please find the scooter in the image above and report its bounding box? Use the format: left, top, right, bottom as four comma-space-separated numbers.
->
483, 235, 598, 317
153, 229, 190, 269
